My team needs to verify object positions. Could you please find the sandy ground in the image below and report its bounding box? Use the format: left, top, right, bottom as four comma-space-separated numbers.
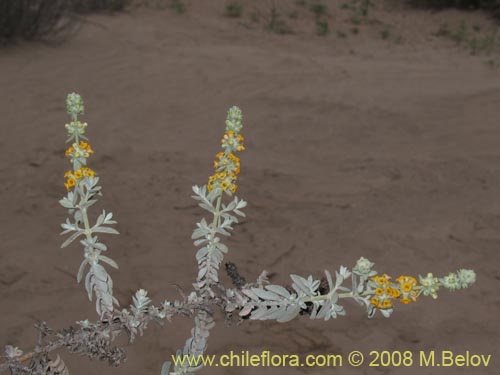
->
1, 1, 500, 374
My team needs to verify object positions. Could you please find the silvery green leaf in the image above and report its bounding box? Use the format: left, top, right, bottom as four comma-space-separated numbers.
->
196, 247, 208, 262
92, 263, 109, 281
92, 226, 119, 235
197, 267, 208, 280
193, 238, 207, 246
250, 306, 270, 320
161, 361, 171, 375
367, 305, 376, 319
277, 304, 301, 322
290, 274, 315, 296
99, 255, 118, 269
335, 271, 344, 288
314, 300, 330, 320
233, 210, 245, 217
324, 270, 334, 292
59, 197, 75, 209
77, 259, 89, 283
339, 266, 351, 279
96, 211, 105, 227
239, 304, 254, 316
191, 228, 208, 240
380, 308, 393, 318
215, 227, 230, 236
104, 211, 116, 224
206, 187, 220, 202
132, 289, 151, 314
241, 289, 259, 301
215, 242, 228, 253
198, 203, 214, 212
251, 288, 281, 301
264, 306, 283, 320
265, 285, 292, 299
85, 271, 93, 300
357, 281, 364, 294
81, 199, 98, 209
61, 231, 84, 248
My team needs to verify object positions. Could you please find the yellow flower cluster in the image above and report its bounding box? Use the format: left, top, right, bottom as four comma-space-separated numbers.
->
63, 140, 96, 191
395, 276, 418, 305
370, 274, 419, 310
65, 141, 94, 158
64, 167, 96, 191
207, 133, 244, 194
221, 131, 245, 152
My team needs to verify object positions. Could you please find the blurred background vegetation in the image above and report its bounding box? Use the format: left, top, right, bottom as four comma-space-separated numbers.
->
0, 0, 498, 44
0, 0, 128, 44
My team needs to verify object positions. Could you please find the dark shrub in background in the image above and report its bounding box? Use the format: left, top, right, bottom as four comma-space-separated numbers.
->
0, 0, 128, 44
412, 0, 500, 18
0, 0, 75, 43
72, 0, 128, 13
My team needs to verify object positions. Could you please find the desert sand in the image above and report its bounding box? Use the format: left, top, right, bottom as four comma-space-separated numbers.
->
1, 1, 500, 374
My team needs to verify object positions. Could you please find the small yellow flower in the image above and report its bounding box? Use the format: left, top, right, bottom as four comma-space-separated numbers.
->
64, 170, 72, 178
74, 169, 83, 179
382, 299, 393, 309
401, 282, 413, 293
375, 287, 383, 296
400, 297, 411, 305
370, 297, 379, 308
65, 177, 76, 190
220, 181, 230, 191
65, 147, 74, 156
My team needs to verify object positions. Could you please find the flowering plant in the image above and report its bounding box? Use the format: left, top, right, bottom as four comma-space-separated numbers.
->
1, 93, 476, 375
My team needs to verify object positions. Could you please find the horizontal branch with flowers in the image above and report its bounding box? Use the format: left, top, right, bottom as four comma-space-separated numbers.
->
1, 93, 476, 375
